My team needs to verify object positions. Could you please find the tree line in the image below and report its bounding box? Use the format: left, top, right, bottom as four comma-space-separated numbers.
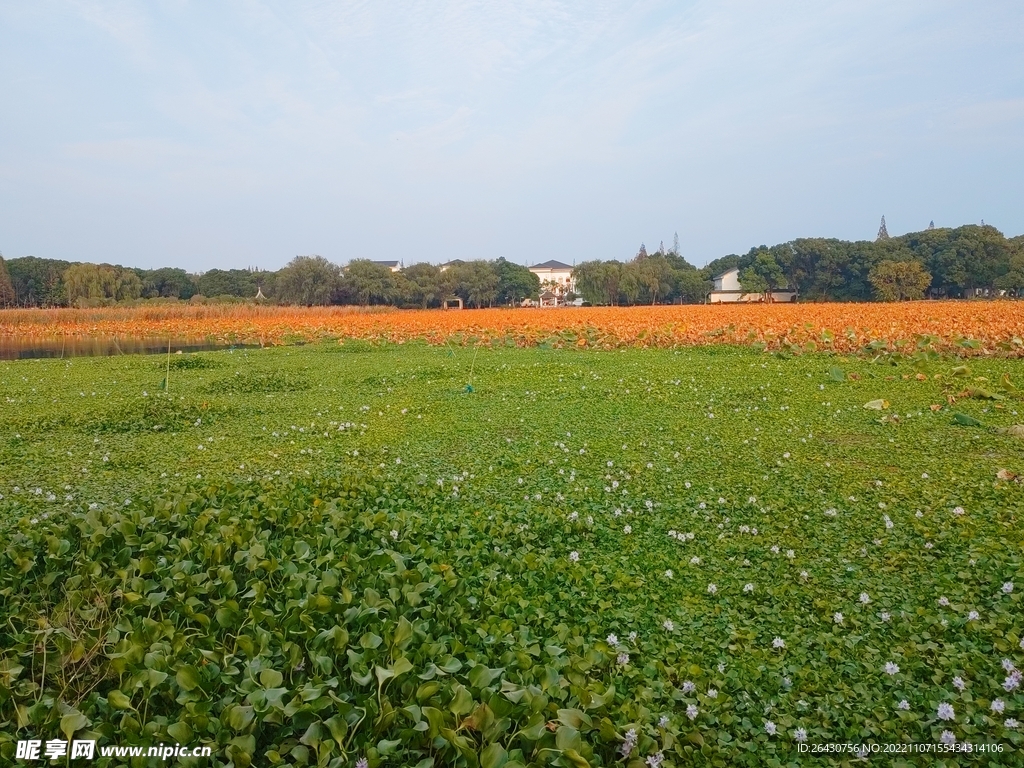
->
0, 256, 542, 309
0, 223, 1021, 309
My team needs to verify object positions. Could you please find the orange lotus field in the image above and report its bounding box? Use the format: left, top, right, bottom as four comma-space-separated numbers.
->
1, 301, 1023, 355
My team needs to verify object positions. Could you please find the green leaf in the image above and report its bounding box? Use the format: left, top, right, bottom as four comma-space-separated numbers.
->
168, 721, 193, 743
107, 690, 133, 710
952, 412, 983, 427
468, 664, 504, 690
324, 715, 348, 745
481, 742, 508, 768
828, 365, 846, 382
60, 711, 89, 741
227, 705, 255, 731
176, 665, 201, 691
260, 669, 283, 689
393, 615, 414, 648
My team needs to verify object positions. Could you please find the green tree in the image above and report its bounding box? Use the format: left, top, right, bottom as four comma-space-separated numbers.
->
619, 262, 642, 305
277, 256, 341, 305
675, 268, 710, 304
197, 269, 260, 298
140, 267, 197, 299
450, 260, 499, 308
0, 253, 15, 307
338, 259, 393, 306
7, 256, 71, 306
572, 261, 610, 305
634, 256, 674, 304
868, 260, 931, 301
401, 263, 443, 308
494, 258, 540, 305
63, 263, 142, 304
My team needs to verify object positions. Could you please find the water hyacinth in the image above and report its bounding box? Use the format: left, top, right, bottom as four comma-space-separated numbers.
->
6, 331, 1024, 765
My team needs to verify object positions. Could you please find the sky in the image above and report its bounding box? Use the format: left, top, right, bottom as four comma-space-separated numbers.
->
1, 1, 1022, 272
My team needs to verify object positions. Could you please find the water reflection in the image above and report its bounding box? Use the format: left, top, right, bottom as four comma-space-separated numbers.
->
0, 337, 264, 361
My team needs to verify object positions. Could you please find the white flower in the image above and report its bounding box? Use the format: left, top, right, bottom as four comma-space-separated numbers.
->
686, 704, 699, 720
898, 699, 910, 711
938, 596, 950, 607
690, 556, 701, 565
744, 583, 754, 593
880, 611, 891, 622
833, 612, 844, 624
1003, 671, 1022, 691
623, 524, 632, 534
940, 730, 956, 745
390, 529, 399, 540
1005, 659, 1018, 673
916, 510, 924, 518
800, 570, 809, 579
786, 549, 795, 559
968, 610, 980, 621
664, 569, 674, 579
645, 752, 664, 768
681, 680, 696, 693
764, 721, 777, 736
770, 545, 780, 554
1003, 582, 1014, 594
953, 506, 965, 516
607, 634, 619, 646
953, 676, 966, 691
884, 662, 899, 675
663, 619, 675, 632
707, 583, 717, 594
859, 593, 871, 604
717, 662, 726, 673
1006, 718, 1020, 729
356, 759, 368, 768
628, 631, 638, 643
793, 727, 807, 743
936, 702, 955, 721
616, 652, 629, 666
706, 688, 717, 698
620, 728, 637, 758
773, 637, 785, 649
569, 551, 580, 563
992, 699, 1006, 714
658, 715, 669, 728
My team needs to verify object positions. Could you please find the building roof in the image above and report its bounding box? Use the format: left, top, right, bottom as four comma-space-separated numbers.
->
530, 260, 573, 270
713, 267, 740, 280
373, 260, 400, 268
440, 259, 465, 267
539, 290, 558, 298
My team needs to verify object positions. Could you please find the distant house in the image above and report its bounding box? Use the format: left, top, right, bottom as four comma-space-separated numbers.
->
372, 260, 402, 273
439, 259, 465, 272
708, 267, 796, 304
529, 260, 575, 296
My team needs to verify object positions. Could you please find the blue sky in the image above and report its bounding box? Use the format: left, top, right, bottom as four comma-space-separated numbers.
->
1, 1, 1022, 271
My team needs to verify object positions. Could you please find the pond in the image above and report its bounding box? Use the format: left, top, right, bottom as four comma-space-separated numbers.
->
0, 337, 264, 361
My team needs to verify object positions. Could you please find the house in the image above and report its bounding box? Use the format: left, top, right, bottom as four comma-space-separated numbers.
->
528, 260, 575, 296
372, 260, 402, 273
708, 267, 796, 304
439, 259, 465, 272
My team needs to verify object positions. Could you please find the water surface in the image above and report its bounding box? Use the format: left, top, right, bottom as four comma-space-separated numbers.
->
0, 337, 262, 361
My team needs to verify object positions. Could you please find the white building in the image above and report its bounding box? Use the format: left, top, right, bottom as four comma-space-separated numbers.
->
372, 260, 403, 273
708, 267, 797, 303
528, 260, 575, 297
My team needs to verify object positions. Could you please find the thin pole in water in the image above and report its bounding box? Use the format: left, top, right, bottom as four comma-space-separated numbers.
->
165, 338, 171, 392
